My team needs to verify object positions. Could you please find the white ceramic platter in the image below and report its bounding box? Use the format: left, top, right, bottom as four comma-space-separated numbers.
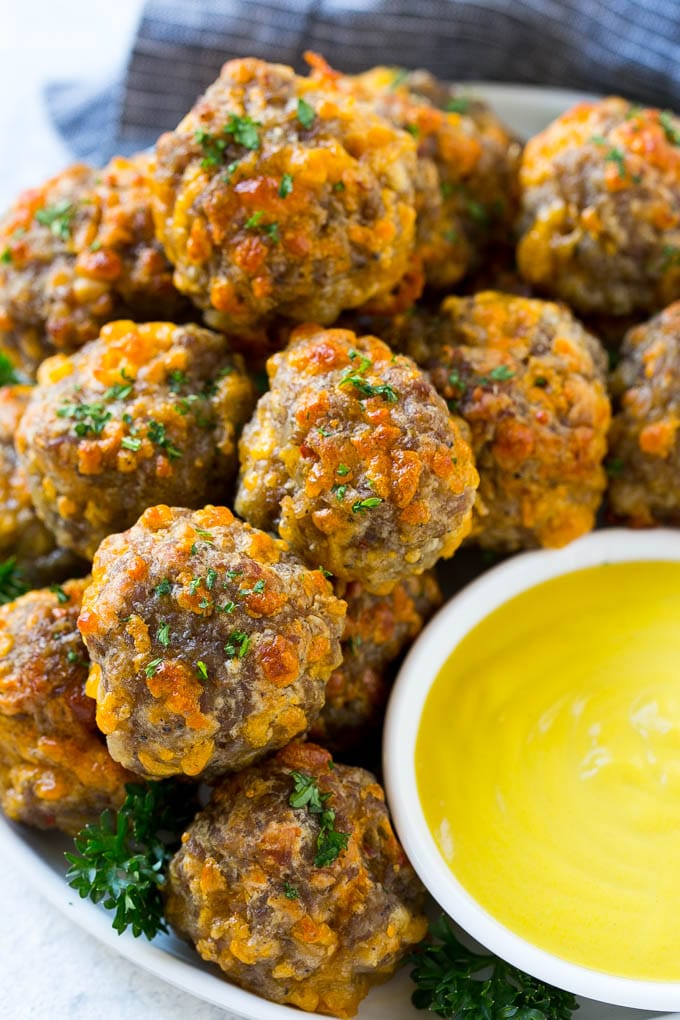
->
1, 83, 676, 1020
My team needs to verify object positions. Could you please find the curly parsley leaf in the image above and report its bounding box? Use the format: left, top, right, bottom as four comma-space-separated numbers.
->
0, 352, 22, 386
35, 201, 75, 239
0, 558, 28, 604
410, 915, 578, 1020
65, 781, 197, 940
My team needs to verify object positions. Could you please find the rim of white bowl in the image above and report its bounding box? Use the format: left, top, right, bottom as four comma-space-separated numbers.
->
383, 527, 680, 1012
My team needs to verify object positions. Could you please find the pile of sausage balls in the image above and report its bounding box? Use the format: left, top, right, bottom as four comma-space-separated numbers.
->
0, 53, 678, 1017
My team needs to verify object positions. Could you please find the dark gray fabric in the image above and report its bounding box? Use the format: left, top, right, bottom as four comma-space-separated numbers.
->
47, 0, 680, 163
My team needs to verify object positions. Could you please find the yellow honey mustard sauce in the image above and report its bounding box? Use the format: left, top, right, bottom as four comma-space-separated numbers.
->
416, 561, 680, 980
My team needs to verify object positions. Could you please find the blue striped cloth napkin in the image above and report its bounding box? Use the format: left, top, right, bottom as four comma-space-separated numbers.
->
49, 0, 680, 163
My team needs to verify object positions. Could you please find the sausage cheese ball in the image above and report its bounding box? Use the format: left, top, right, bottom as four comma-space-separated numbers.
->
386, 293, 611, 550
518, 98, 680, 316
79, 506, 346, 780
152, 57, 418, 335
0, 385, 55, 563
0, 157, 185, 377
165, 741, 427, 1017
310, 571, 442, 751
16, 320, 255, 559
608, 302, 680, 524
322, 61, 520, 292
0, 578, 132, 834
235, 325, 478, 593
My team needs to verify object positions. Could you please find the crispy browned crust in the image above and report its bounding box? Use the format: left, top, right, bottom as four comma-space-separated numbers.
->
0, 156, 187, 377
16, 320, 256, 559
236, 324, 478, 593
518, 97, 680, 315
165, 741, 427, 1017
79, 505, 346, 781
0, 577, 132, 834
608, 301, 680, 524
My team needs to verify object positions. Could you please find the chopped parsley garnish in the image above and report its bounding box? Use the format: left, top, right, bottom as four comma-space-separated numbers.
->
333, 484, 347, 501
156, 622, 170, 648
193, 526, 214, 544
444, 228, 459, 243
278, 173, 294, 198
217, 600, 237, 614
332, 180, 345, 192
195, 114, 261, 166
448, 369, 466, 392
189, 577, 201, 596
0, 352, 21, 386
65, 781, 197, 940
410, 914, 578, 1020
389, 68, 409, 90
245, 211, 280, 242
479, 364, 515, 384
339, 352, 398, 403
196, 660, 209, 682
336, 464, 350, 476
661, 244, 680, 270
352, 496, 382, 513
660, 110, 680, 146
147, 420, 181, 460
0, 558, 28, 604
405, 123, 420, 137
591, 135, 636, 179
103, 370, 134, 401
121, 436, 142, 451
145, 658, 163, 678
533, 376, 549, 388
57, 401, 112, 438
288, 771, 349, 868
238, 578, 265, 596
296, 98, 316, 129
605, 456, 625, 478
282, 881, 299, 900
49, 583, 70, 604
206, 568, 217, 591
466, 198, 488, 224
318, 565, 333, 579
226, 569, 243, 580
318, 426, 332, 437
168, 370, 188, 393
66, 648, 86, 666
445, 97, 470, 114
0, 248, 11, 264
155, 578, 172, 596
224, 630, 251, 659
35, 201, 75, 239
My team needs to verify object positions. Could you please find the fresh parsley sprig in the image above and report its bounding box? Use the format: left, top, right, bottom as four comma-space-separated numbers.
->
0, 558, 28, 604
65, 781, 196, 940
410, 915, 579, 1020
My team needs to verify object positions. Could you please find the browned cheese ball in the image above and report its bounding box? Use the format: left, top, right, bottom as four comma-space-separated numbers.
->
385, 293, 611, 550
518, 97, 680, 316
0, 577, 133, 834
0, 385, 56, 563
78, 506, 346, 781
309, 571, 442, 751
165, 741, 426, 1018
0, 156, 186, 377
16, 320, 255, 559
235, 325, 479, 593
608, 302, 680, 524
152, 57, 418, 336
315, 59, 520, 294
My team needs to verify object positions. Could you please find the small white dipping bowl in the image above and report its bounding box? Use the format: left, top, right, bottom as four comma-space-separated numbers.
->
383, 527, 680, 1012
